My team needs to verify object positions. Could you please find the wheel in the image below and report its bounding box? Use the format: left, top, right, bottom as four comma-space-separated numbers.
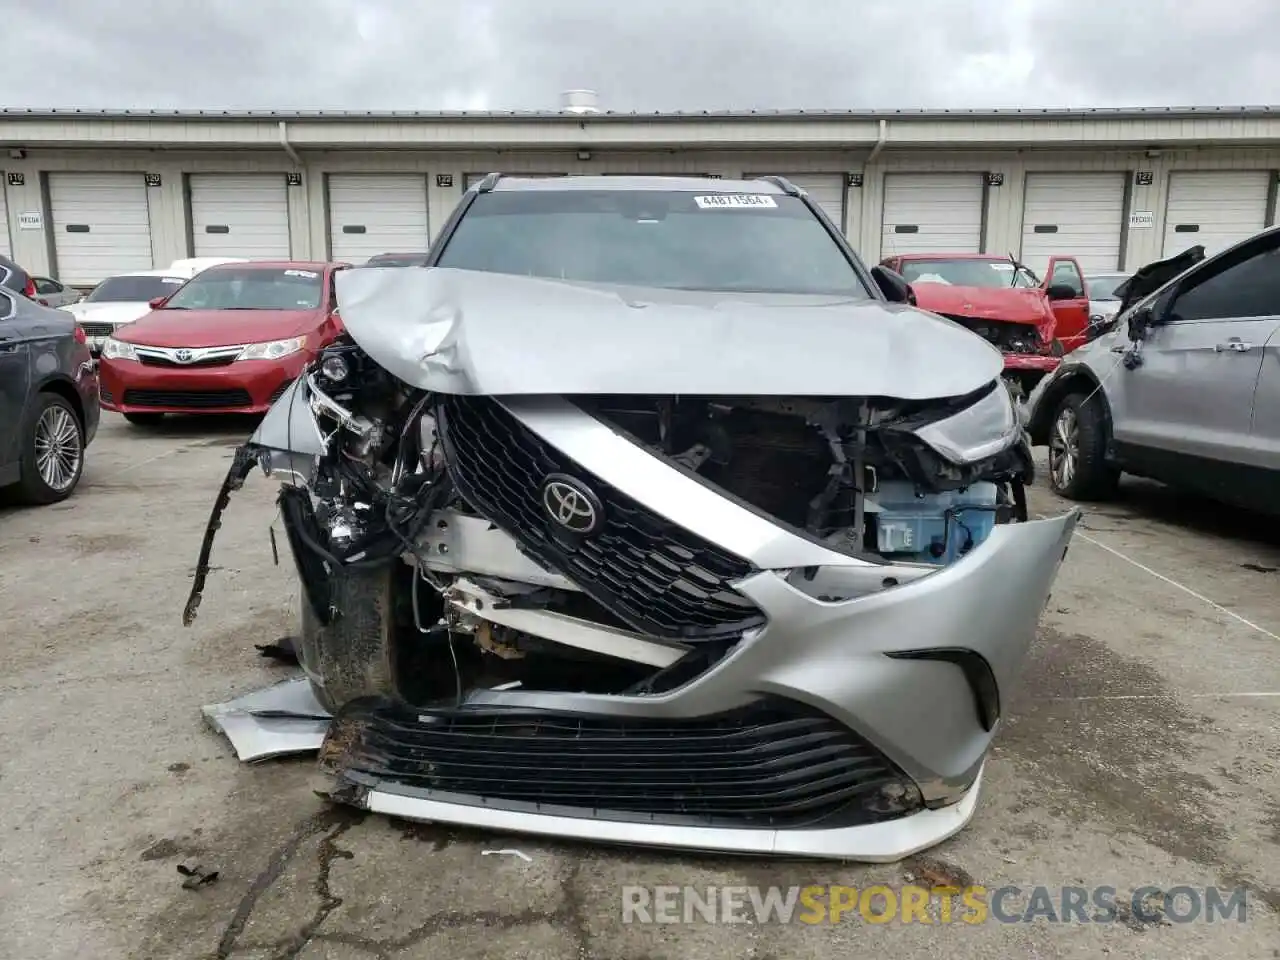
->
298, 564, 398, 713
124, 413, 165, 427
1047, 391, 1119, 501
15, 393, 85, 505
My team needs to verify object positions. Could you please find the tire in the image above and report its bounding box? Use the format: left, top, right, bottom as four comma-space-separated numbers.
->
298, 564, 398, 713
1047, 391, 1120, 501
15, 392, 85, 505
124, 413, 165, 427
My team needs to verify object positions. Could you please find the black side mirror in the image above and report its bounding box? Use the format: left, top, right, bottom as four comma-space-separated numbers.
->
1046, 283, 1079, 301
1127, 304, 1155, 342
870, 265, 916, 305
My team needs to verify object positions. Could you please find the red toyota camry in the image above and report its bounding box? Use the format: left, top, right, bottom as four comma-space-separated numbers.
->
98, 261, 348, 425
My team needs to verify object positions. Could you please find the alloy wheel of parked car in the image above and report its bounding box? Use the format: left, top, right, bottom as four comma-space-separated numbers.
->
1046, 392, 1120, 501
1049, 407, 1078, 490
18, 395, 85, 504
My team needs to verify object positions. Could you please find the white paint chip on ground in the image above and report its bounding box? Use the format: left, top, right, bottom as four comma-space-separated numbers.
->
482, 849, 533, 862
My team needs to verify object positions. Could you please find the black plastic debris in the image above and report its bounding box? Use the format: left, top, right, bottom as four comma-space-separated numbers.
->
177, 863, 220, 890
255, 635, 300, 664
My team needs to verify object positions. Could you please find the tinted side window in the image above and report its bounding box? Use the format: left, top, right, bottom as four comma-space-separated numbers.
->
1171, 243, 1280, 322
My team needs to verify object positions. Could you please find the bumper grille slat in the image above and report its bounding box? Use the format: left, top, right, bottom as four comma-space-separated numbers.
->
79, 322, 114, 338
324, 699, 923, 829
122, 388, 252, 409
436, 394, 765, 640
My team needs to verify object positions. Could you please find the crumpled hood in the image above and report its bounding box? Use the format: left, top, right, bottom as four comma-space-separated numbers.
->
334, 267, 1004, 399
909, 284, 1052, 327
63, 300, 152, 327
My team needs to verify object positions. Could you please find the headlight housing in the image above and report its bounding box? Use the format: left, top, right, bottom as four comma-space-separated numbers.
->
237, 337, 307, 361
912, 381, 1020, 465
101, 337, 138, 361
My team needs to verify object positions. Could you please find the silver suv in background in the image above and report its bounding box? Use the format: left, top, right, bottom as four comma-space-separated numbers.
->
1025, 230, 1280, 513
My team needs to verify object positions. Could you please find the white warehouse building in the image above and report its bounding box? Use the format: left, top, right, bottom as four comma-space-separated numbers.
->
2, 104, 1280, 286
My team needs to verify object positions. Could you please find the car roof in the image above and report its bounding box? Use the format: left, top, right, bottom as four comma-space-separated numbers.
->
200, 260, 344, 270
105, 269, 189, 279
489, 175, 787, 194
892, 253, 1010, 261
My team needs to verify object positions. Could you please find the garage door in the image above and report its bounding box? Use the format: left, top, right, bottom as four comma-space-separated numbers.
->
881, 174, 984, 256
189, 174, 290, 260
1162, 171, 1270, 258
0, 179, 10, 257
47, 173, 154, 284
1020, 173, 1126, 276
328, 175, 429, 263
747, 174, 845, 232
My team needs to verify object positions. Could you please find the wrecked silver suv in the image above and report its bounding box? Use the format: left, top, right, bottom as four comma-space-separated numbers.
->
186, 175, 1078, 862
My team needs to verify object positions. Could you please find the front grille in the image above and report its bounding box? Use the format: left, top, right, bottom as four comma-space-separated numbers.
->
137, 354, 236, 368
122, 388, 252, 409
79, 321, 114, 338
436, 394, 764, 639
99, 386, 114, 405
324, 698, 922, 830
942, 314, 1046, 354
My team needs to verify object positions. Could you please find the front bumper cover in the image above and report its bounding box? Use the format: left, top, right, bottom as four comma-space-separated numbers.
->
194, 378, 1079, 862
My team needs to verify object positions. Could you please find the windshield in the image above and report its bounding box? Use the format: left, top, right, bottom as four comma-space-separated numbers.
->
85, 275, 185, 303
437, 190, 870, 297
1084, 274, 1130, 300
898, 259, 1040, 289
162, 267, 323, 310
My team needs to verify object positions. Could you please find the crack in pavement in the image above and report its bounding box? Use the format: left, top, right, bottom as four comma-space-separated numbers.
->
221, 816, 598, 959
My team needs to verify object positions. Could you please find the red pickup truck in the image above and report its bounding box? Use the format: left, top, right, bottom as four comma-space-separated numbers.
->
878, 253, 1091, 399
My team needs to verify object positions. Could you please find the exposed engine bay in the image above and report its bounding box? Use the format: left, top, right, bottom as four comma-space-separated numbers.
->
187, 332, 1035, 713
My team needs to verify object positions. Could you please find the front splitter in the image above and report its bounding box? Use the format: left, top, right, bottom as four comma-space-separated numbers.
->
348, 768, 984, 864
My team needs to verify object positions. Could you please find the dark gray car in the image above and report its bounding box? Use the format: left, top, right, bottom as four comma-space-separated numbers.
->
0, 287, 101, 504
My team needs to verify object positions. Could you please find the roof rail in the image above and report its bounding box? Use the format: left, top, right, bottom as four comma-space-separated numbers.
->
753, 175, 801, 197
473, 172, 503, 193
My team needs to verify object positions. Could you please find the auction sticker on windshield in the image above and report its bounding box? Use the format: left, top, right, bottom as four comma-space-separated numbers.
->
284, 269, 318, 279
694, 195, 777, 209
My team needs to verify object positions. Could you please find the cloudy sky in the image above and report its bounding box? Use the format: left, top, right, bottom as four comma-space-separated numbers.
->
4, 0, 1275, 111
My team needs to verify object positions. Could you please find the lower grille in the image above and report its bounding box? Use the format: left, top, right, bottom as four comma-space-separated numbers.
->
268, 379, 294, 404
436, 394, 763, 640
122, 388, 253, 409
99, 386, 114, 405
323, 698, 922, 830
138, 355, 235, 368
79, 321, 114, 338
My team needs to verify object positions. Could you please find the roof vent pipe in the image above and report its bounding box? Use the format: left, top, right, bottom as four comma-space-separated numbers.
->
561, 90, 601, 115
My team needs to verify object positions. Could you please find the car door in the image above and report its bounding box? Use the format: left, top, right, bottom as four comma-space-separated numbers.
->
1248, 322, 1280, 468
1043, 256, 1090, 352
0, 292, 34, 483
1108, 232, 1280, 469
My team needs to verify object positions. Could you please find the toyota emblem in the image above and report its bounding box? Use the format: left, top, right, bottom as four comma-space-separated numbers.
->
174, 348, 193, 363
541, 474, 603, 534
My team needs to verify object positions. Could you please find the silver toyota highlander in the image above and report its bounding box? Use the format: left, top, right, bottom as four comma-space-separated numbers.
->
186, 175, 1079, 862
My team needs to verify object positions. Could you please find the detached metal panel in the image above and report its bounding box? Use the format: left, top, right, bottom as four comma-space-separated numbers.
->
327, 174, 429, 262
189, 174, 290, 259
47, 173, 153, 284
881, 173, 984, 255
1020, 172, 1126, 276
1162, 171, 1270, 258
